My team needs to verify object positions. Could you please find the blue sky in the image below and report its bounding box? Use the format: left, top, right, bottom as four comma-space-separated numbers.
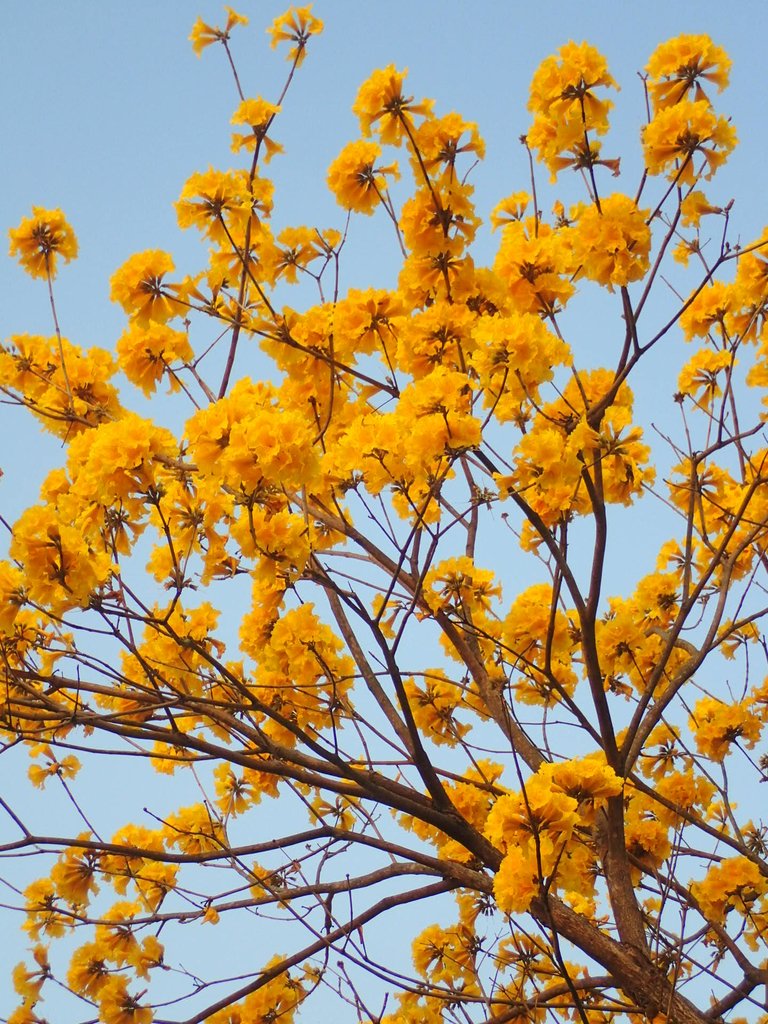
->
1, 2, 767, 1020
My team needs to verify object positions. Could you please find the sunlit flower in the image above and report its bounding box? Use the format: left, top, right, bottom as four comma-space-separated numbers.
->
8, 207, 78, 279
267, 5, 323, 66
190, 6, 248, 57
230, 98, 283, 160
353, 65, 434, 145
571, 193, 651, 289
646, 34, 731, 111
110, 249, 185, 326
642, 100, 737, 184
327, 140, 399, 215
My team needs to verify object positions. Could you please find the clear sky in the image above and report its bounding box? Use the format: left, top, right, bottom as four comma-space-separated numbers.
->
1, 1, 767, 1019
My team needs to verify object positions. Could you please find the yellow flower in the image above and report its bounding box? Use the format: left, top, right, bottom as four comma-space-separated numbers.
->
267, 5, 323, 66
399, 183, 479, 256
327, 140, 399, 215
0, 561, 26, 634
642, 100, 737, 185
110, 249, 185, 326
493, 846, 541, 914
97, 976, 152, 1024
403, 673, 471, 748
677, 348, 732, 400
10, 504, 113, 613
230, 97, 283, 160
527, 41, 618, 180
691, 856, 767, 924
679, 281, 735, 340
116, 322, 194, 397
730, 227, 768, 328
23, 879, 70, 940
165, 804, 226, 855
12, 947, 49, 1003
273, 226, 341, 283
176, 168, 274, 248
190, 6, 248, 57
680, 189, 722, 227
411, 922, 479, 989
489, 191, 530, 230
8, 207, 78, 279
27, 745, 81, 788
691, 695, 763, 760
411, 112, 485, 182
50, 836, 101, 906
424, 556, 501, 615
571, 193, 651, 289
646, 34, 731, 111
0, 333, 121, 437
67, 944, 110, 999
493, 219, 574, 315
353, 65, 434, 145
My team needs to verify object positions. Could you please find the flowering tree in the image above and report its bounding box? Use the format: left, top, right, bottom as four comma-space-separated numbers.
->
3, 8, 768, 1024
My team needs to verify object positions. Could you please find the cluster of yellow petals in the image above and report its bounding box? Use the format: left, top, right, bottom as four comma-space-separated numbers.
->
207, 958, 306, 1024
327, 139, 399, 215
643, 34, 736, 186
353, 65, 434, 145
250, 603, 354, 745
189, 5, 248, 57
691, 856, 767, 927
110, 249, 186, 326
642, 100, 737, 185
116, 321, 194, 396
412, 920, 481, 995
9, 504, 113, 615
27, 744, 81, 789
230, 96, 283, 160
493, 217, 574, 316
571, 193, 651, 289
596, 570, 685, 696
8, 206, 78, 279
527, 41, 618, 180
646, 34, 731, 111
504, 370, 653, 528
486, 756, 621, 913
403, 671, 472, 747
0, 332, 121, 437
267, 4, 323, 66
691, 695, 763, 760
501, 583, 577, 705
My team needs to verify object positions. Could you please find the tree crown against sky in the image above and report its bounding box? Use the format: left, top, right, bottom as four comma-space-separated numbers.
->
2, 6, 768, 1024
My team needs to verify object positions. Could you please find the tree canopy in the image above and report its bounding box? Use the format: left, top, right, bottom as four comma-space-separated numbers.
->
3, 8, 768, 1024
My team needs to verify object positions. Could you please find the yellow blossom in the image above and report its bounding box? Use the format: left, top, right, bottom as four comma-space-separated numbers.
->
571, 193, 651, 289
642, 100, 737, 185
110, 250, 185, 326
116, 322, 194, 397
692, 856, 767, 924
8, 206, 78, 279
527, 41, 618, 180
327, 140, 399, 215
190, 6, 248, 57
353, 65, 434, 145
691, 695, 763, 760
230, 97, 283, 160
677, 348, 732, 401
680, 189, 722, 227
646, 34, 731, 111
267, 5, 323, 66
489, 191, 530, 230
